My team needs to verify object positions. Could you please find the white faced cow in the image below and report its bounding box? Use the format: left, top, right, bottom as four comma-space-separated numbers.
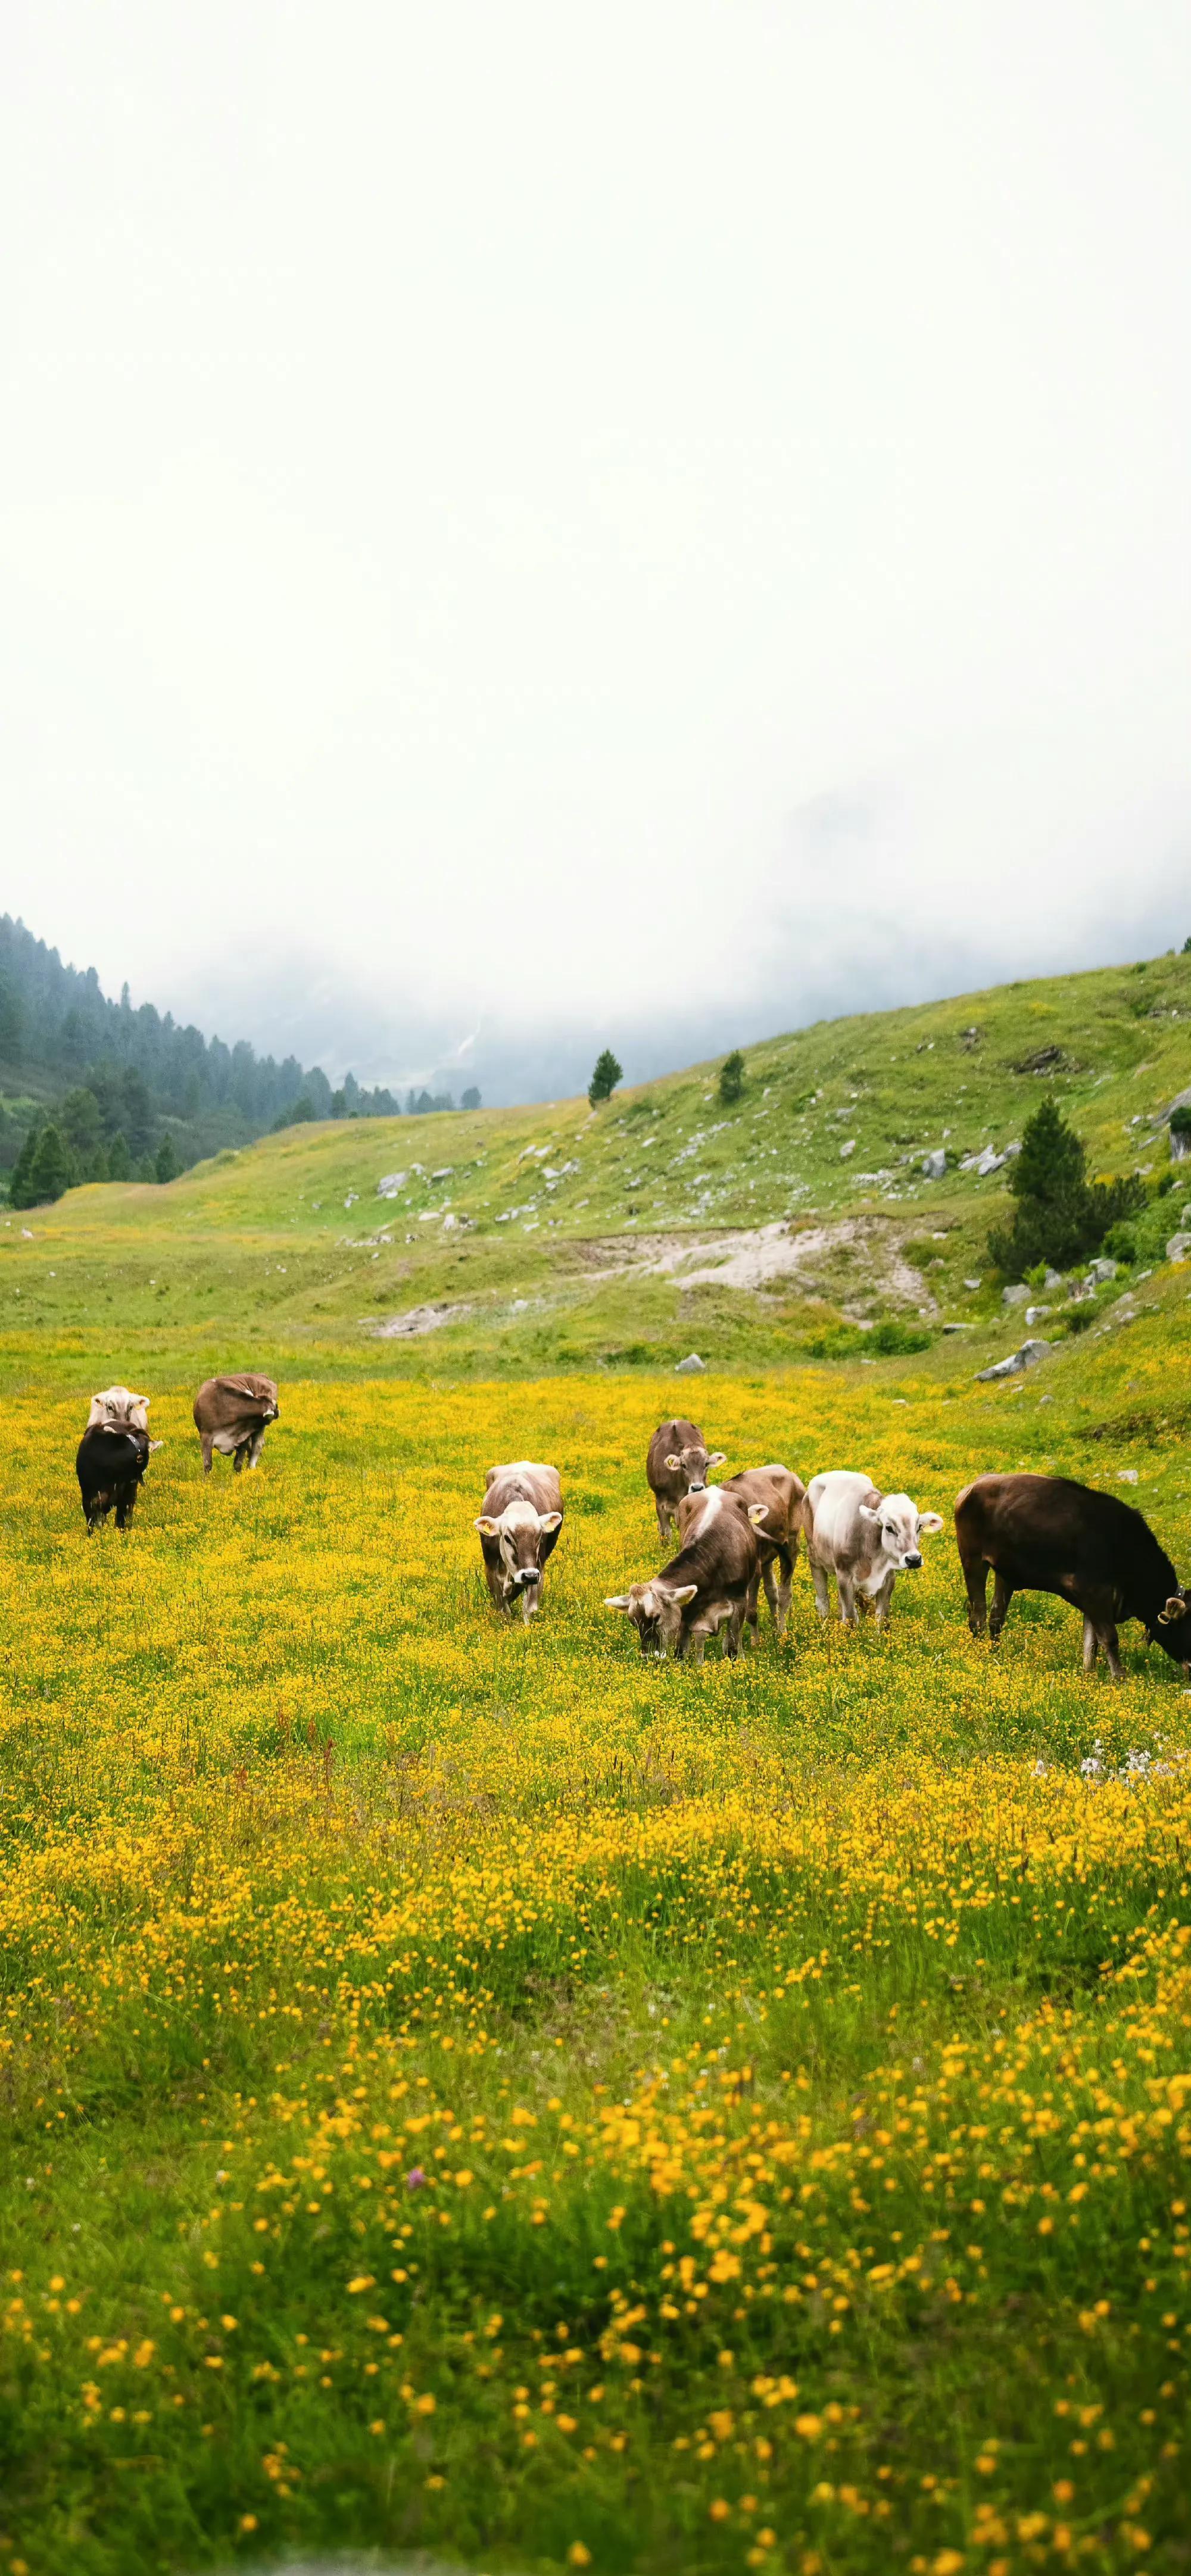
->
475, 1461, 564, 1623
87, 1384, 152, 1434
802, 1470, 943, 1630
607, 1485, 769, 1663
646, 1418, 727, 1539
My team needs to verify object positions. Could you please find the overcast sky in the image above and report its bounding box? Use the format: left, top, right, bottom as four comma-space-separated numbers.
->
1, 1, 1189, 1099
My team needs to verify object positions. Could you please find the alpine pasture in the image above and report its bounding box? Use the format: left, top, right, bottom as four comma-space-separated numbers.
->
1, 959, 1190, 2576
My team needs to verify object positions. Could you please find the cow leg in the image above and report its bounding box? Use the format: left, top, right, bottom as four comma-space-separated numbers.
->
956, 1532, 990, 1637
873, 1570, 897, 1632
199, 1433, 214, 1474
743, 1570, 762, 1642
835, 1571, 858, 1627
1082, 1616, 1099, 1673
987, 1571, 1014, 1642
1100, 1622, 1124, 1682
520, 1582, 541, 1626
247, 1428, 267, 1468
808, 1554, 832, 1624
233, 1441, 247, 1473
722, 1604, 745, 1660
655, 1498, 672, 1542
115, 1485, 136, 1531
766, 1549, 794, 1638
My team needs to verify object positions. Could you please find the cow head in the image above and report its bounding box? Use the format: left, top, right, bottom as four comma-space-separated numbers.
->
605, 1580, 699, 1655
475, 1499, 563, 1592
664, 1441, 726, 1495
858, 1492, 944, 1572
88, 1384, 151, 1434
1152, 1589, 1191, 1666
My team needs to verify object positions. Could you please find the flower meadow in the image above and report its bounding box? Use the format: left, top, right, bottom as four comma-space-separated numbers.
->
0, 1358, 1189, 2576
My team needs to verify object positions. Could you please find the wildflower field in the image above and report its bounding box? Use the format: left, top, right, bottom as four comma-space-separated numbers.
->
1, 1305, 1189, 2576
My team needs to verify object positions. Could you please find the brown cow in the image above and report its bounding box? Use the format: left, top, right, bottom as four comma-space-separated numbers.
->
646, 1417, 727, 1540
475, 1461, 564, 1623
606, 1486, 768, 1663
955, 1471, 1191, 1678
718, 1464, 806, 1640
194, 1374, 280, 1474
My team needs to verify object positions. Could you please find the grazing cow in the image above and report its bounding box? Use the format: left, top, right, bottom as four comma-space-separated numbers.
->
646, 1418, 727, 1539
607, 1487, 769, 1662
719, 1464, 806, 1639
194, 1374, 280, 1474
955, 1471, 1191, 1679
802, 1470, 943, 1628
76, 1424, 160, 1532
475, 1461, 564, 1623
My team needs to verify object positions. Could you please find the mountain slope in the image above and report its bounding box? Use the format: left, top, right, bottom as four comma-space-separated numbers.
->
4, 944, 1190, 1386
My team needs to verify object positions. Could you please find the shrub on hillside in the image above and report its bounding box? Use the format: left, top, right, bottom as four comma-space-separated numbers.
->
718, 1049, 745, 1106
588, 1049, 623, 1107
987, 1097, 1145, 1279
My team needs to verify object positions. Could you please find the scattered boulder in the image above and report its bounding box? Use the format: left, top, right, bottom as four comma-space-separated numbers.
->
1116, 1468, 1139, 1484
376, 1171, 407, 1197
1025, 1303, 1052, 1324
1166, 1232, 1191, 1262
975, 1336, 1052, 1383
675, 1352, 707, 1374
1002, 1283, 1029, 1308
1087, 1256, 1118, 1283
921, 1149, 947, 1180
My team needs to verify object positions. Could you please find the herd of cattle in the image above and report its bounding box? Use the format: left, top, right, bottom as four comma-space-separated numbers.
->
73, 1389, 1191, 1680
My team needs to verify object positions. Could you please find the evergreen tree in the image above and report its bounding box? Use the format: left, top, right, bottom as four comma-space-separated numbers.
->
461, 1086, 481, 1111
8, 1123, 42, 1208
155, 1133, 180, 1184
107, 1130, 132, 1183
718, 1049, 746, 1106
25, 1123, 71, 1205
272, 1097, 314, 1130
989, 1097, 1146, 1278
588, 1047, 623, 1107
0, 974, 23, 1061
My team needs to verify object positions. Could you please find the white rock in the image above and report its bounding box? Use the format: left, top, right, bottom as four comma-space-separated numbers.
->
430, 1166, 454, 1181
675, 1352, 707, 1374
1002, 1283, 1030, 1307
1166, 1232, 1191, 1262
839, 1138, 856, 1158
1043, 1269, 1062, 1288
1019, 1337, 1051, 1366
975, 1336, 1051, 1383
974, 1147, 1005, 1177
1087, 1256, 1118, 1282
963, 1276, 981, 1290
1116, 1468, 1139, 1483
376, 1172, 407, 1196
921, 1149, 947, 1179
1024, 1303, 1052, 1325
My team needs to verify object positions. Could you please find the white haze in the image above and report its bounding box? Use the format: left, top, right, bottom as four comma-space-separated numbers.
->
1, 2, 1189, 1099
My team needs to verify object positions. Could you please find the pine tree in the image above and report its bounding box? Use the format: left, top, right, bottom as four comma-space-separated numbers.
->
8, 1123, 41, 1208
718, 1049, 745, 1106
155, 1133, 180, 1184
25, 1123, 71, 1205
461, 1086, 481, 1111
107, 1130, 132, 1183
989, 1097, 1145, 1277
588, 1048, 623, 1107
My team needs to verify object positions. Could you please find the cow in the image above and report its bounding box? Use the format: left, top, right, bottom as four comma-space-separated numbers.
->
76, 1425, 161, 1532
801, 1470, 943, 1629
194, 1374, 280, 1474
606, 1486, 769, 1662
955, 1471, 1191, 1679
717, 1464, 806, 1640
475, 1461, 564, 1623
646, 1418, 727, 1540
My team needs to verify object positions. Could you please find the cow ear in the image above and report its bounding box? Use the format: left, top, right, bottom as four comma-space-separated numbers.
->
665, 1453, 682, 1470
668, 1582, 699, 1607
148, 1439, 164, 1451
538, 1510, 563, 1533
706, 1451, 727, 1468
859, 1505, 881, 1529
474, 1515, 501, 1536
604, 1594, 634, 1613
747, 1502, 770, 1524
917, 1511, 944, 1535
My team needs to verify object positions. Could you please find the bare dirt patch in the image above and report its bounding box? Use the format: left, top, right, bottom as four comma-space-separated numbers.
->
574, 1218, 934, 1314
365, 1302, 472, 1340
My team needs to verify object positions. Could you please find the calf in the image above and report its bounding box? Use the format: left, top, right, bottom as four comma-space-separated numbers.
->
194, 1374, 280, 1474
76, 1423, 159, 1533
475, 1461, 564, 1623
719, 1464, 806, 1639
607, 1487, 768, 1662
802, 1470, 943, 1629
646, 1418, 727, 1540
955, 1471, 1191, 1679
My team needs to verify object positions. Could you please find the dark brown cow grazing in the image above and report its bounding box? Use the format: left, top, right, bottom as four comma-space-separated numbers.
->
194, 1374, 279, 1474
475, 1461, 564, 1623
718, 1464, 806, 1640
607, 1486, 768, 1662
955, 1471, 1191, 1679
646, 1418, 727, 1540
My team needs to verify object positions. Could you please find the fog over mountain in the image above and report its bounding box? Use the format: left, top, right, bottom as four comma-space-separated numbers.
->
2, 2, 1189, 1103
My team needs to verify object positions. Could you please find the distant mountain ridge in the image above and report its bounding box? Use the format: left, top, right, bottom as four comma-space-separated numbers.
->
0, 912, 407, 1187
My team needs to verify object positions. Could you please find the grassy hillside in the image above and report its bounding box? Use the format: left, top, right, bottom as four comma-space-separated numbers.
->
2, 949, 1190, 2575
3, 944, 1190, 1389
